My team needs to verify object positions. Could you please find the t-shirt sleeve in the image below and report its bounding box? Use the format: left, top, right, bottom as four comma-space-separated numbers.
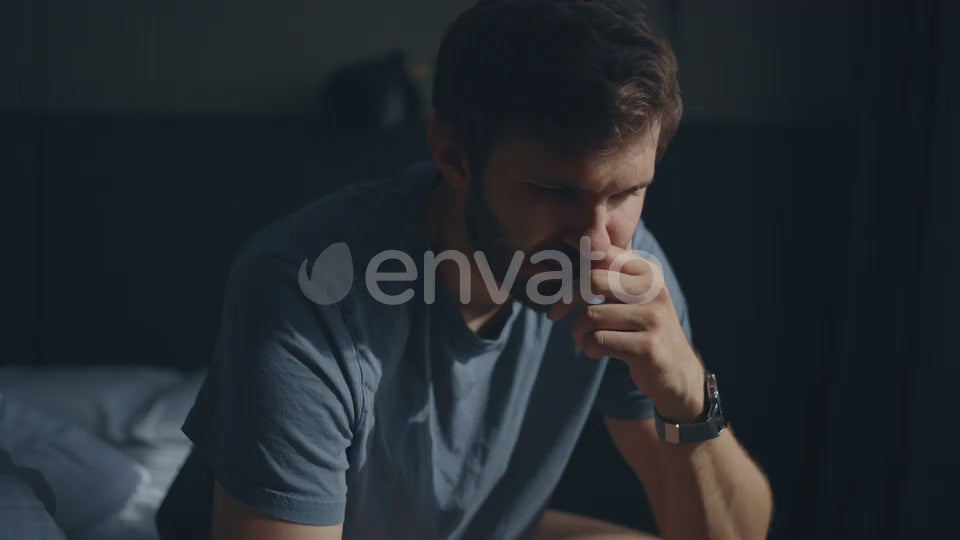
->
184, 255, 364, 526
594, 222, 694, 420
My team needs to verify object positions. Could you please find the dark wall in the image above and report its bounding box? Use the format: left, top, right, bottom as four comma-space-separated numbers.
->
0, 0, 473, 114
3, 117, 429, 368
1, 0, 863, 123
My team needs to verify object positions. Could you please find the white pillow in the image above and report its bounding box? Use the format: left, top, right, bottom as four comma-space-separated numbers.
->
0, 448, 67, 540
0, 391, 143, 537
0, 366, 185, 446
128, 368, 207, 445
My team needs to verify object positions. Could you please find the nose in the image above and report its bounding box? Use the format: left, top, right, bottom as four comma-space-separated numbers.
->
567, 202, 611, 254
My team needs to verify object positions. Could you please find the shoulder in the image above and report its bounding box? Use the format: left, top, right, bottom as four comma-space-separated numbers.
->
234, 160, 437, 270
216, 158, 438, 387
631, 218, 668, 257
631, 218, 682, 286
222, 159, 436, 342
631, 218, 692, 339
219, 250, 413, 396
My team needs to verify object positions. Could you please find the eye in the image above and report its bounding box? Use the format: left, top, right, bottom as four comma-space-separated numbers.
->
528, 182, 559, 192
612, 185, 646, 201
527, 183, 575, 198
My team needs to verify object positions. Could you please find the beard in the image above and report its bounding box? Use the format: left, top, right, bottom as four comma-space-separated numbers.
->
464, 181, 581, 312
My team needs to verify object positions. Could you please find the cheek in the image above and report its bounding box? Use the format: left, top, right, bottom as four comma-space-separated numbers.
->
607, 200, 645, 247
486, 185, 555, 243
517, 205, 561, 245
505, 188, 559, 229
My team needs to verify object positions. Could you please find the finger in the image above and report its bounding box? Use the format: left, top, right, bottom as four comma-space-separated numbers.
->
586, 269, 660, 301
562, 235, 660, 276
571, 303, 652, 347
585, 265, 668, 309
547, 269, 661, 322
546, 277, 601, 322
597, 246, 660, 276
546, 270, 648, 322
578, 329, 651, 361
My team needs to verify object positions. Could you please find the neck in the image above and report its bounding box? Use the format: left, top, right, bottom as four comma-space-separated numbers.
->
427, 180, 512, 335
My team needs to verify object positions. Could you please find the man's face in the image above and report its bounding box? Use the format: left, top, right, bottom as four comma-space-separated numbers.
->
464, 128, 659, 309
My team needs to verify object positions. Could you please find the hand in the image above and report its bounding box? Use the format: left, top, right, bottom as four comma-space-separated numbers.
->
547, 243, 705, 423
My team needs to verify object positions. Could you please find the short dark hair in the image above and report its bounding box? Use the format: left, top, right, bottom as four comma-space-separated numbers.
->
432, 0, 682, 176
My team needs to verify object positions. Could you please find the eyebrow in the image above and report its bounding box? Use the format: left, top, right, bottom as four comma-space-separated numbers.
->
532, 177, 655, 192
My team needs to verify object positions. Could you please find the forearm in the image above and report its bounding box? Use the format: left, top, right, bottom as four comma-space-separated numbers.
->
562, 246, 773, 538
652, 430, 772, 540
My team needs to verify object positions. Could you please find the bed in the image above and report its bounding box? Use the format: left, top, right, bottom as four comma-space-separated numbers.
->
0, 366, 205, 540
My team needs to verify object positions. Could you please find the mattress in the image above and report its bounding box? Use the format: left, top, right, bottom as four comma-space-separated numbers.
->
0, 366, 205, 540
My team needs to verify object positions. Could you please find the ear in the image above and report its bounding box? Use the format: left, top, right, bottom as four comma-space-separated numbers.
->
427, 113, 471, 190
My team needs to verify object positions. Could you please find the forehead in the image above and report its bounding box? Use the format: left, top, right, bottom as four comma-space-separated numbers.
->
485, 127, 659, 189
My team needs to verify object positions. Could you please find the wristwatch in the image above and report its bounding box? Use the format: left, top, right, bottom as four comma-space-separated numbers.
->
654, 370, 727, 444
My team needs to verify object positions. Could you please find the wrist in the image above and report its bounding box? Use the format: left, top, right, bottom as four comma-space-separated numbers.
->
653, 369, 707, 424
655, 370, 727, 445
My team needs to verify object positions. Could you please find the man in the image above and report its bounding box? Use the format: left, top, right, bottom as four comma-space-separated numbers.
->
158, 1, 773, 538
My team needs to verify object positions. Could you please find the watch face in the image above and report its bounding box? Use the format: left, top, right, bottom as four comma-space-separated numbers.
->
705, 372, 721, 415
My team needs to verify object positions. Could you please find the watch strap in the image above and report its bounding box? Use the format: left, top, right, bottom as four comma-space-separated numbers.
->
654, 371, 726, 444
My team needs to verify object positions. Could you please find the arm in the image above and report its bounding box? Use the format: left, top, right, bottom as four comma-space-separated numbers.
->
605, 418, 772, 540
548, 244, 773, 539
213, 483, 344, 540
534, 509, 659, 539
194, 257, 360, 536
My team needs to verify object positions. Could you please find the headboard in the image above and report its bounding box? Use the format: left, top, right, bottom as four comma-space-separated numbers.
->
3, 116, 429, 369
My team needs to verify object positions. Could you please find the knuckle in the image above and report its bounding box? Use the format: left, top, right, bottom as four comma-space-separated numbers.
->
581, 333, 602, 358
647, 335, 666, 363
634, 332, 653, 353
655, 282, 672, 302
589, 270, 606, 291
584, 331, 607, 355
631, 333, 657, 363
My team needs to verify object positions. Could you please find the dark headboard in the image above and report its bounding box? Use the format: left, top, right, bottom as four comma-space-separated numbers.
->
3, 116, 429, 369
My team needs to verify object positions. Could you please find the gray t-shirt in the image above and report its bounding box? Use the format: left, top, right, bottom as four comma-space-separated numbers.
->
160, 161, 692, 540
